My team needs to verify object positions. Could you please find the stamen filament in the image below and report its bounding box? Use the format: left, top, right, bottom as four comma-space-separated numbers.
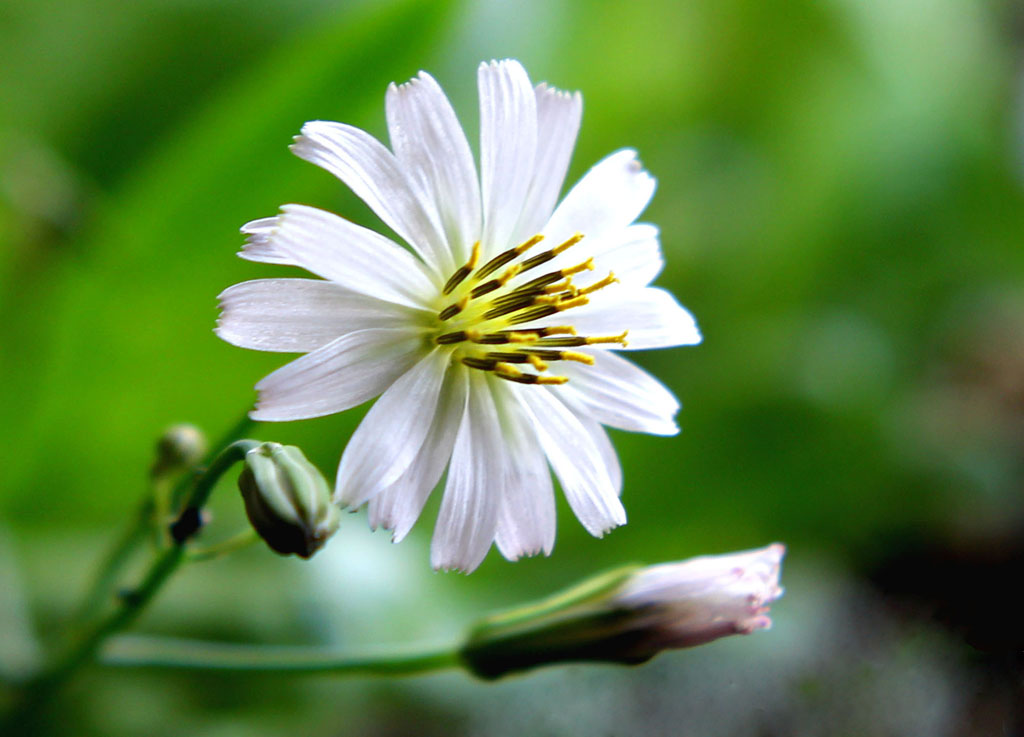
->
442, 241, 481, 295
527, 354, 548, 371
493, 362, 567, 385
438, 296, 469, 321
435, 330, 468, 345
475, 235, 544, 280
585, 330, 629, 347
461, 356, 498, 371
577, 272, 618, 296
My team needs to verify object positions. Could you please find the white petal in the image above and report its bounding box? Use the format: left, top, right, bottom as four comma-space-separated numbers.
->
576, 410, 623, 496
578, 223, 663, 289
251, 328, 422, 421
368, 366, 469, 542
216, 278, 415, 353
479, 59, 538, 257
262, 205, 437, 309
559, 349, 680, 435
386, 72, 481, 268
431, 371, 503, 572
543, 149, 655, 247
239, 217, 291, 264
491, 380, 556, 560
512, 384, 625, 537
291, 121, 450, 272
336, 348, 451, 509
554, 287, 701, 350
511, 84, 583, 242
513, 222, 663, 295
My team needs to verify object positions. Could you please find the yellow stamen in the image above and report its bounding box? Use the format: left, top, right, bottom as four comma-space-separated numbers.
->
577, 272, 618, 296
552, 233, 584, 255
542, 279, 573, 294
563, 258, 594, 277
438, 295, 470, 321
560, 350, 595, 365
505, 331, 540, 344
585, 330, 630, 347
515, 234, 545, 254
554, 295, 590, 312
527, 354, 548, 371
497, 263, 523, 285
442, 241, 482, 295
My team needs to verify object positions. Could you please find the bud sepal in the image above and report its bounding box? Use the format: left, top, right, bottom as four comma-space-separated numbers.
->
460, 544, 785, 679
238, 443, 339, 559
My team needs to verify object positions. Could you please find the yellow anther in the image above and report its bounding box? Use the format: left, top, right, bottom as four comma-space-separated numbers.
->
542, 279, 573, 294
537, 375, 569, 385
497, 263, 523, 285
506, 331, 540, 344
495, 362, 523, 379
527, 354, 548, 371
443, 242, 483, 295
578, 272, 618, 296
515, 234, 545, 254
552, 233, 584, 255
562, 258, 594, 277
465, 329, 483, 342
542, 326, 577, 336
585, 330, 629, 346
561, 351, 595, 365
554, 295, 590, 312
438, 295, 470, 321
534, 294, 564, 305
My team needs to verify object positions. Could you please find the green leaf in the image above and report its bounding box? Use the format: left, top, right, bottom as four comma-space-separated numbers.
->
3, 0, 459, 521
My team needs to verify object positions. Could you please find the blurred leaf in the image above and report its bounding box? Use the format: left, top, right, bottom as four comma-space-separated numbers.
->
1, 0, 458, 522
0, 527, 41, 680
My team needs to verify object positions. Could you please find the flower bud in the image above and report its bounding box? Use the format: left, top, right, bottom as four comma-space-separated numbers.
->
238, 443, 340, 558
460, 544, 785, 679
151, 424, 207, 478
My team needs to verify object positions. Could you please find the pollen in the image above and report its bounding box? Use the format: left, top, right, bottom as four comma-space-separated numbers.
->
432, 233, 626, 386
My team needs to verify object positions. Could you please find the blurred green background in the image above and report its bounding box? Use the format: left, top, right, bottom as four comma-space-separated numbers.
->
2, 0, 1023, 733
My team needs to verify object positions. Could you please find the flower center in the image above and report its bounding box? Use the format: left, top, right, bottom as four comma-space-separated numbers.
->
433, 233, 627, 385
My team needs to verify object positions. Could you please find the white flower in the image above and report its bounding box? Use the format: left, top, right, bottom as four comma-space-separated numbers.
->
615, 543, 786, 650
217, 59, 701, 572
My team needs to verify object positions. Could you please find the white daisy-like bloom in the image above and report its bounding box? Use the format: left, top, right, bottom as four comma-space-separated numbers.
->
217, 60, 701, 572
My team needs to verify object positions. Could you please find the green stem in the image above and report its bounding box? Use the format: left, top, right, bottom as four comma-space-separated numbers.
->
186, 529, 259, 562
169, 440, 259, 543
101, 635, 463, 677
2, 438, 259, 731
68, 414, 256, 629
67, 496, 153, 628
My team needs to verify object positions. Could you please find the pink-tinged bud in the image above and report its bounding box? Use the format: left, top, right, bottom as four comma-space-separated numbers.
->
460, 544, 785, 679
614, 543, 785, 651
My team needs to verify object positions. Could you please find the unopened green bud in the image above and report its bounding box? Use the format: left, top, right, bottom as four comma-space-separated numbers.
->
151, 424, 207, 478
238, 443, 339, 559
460, 544, 785, 680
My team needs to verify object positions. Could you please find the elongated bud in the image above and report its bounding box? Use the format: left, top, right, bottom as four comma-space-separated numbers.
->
151, 424, 207, 478
460, 544, 785, 679
238, 443, 339, 558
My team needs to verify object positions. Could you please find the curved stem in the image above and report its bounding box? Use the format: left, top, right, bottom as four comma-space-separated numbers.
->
2, 438, 259, 730
186, 529, 259, 562
67, 496, 154, 628
101, 635, 463, 677
67, 414, 256, 630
